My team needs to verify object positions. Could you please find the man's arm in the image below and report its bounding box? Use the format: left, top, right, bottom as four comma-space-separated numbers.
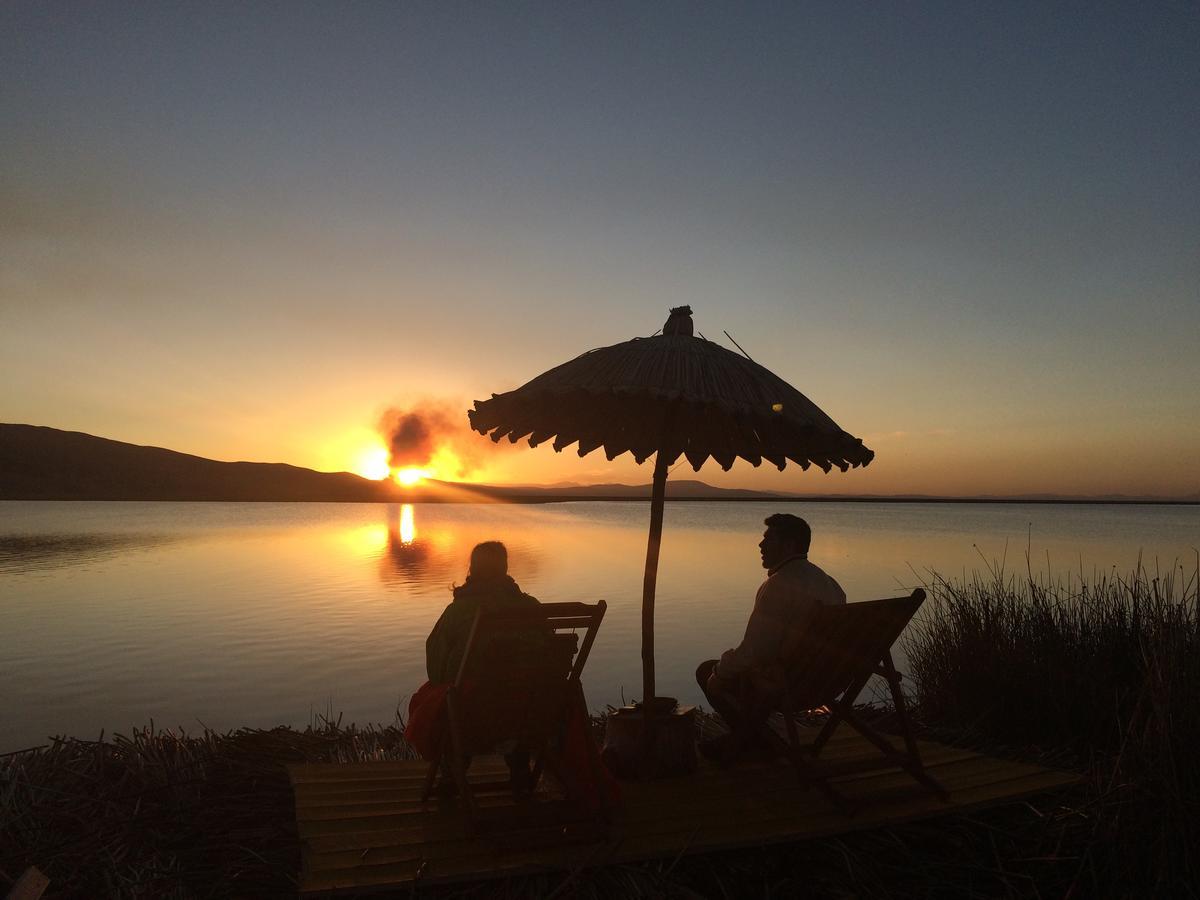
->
715, 581, 789, 679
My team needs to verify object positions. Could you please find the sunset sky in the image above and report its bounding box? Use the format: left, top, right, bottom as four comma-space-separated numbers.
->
3, 4, 1197, 497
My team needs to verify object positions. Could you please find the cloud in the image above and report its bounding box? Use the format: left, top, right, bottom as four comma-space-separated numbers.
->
378, 400, 514, 478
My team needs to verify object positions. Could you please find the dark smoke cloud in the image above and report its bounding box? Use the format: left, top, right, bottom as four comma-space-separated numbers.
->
378, 402, 509, 479
379, 407, 454, 469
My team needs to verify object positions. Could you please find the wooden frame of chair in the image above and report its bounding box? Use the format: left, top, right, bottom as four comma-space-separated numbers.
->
767, 589, 948, 812
420, 600, 608, 829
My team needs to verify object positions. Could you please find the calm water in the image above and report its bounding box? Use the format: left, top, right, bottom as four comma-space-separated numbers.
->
1, 500, 1196, 752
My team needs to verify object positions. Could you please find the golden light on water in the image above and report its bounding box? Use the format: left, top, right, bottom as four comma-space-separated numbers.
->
399, 504, 416, 544
347, 523, 388, 556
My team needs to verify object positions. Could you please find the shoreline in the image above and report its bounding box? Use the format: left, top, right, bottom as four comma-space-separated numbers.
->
4, 495, 1196, 505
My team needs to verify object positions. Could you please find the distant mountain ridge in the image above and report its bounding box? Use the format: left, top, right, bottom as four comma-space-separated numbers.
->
474, 480, 786, 500
1, 425, 1195, 503
0, 425, 786, 502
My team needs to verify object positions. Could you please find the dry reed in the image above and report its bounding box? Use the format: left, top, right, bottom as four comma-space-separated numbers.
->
903, 552, 1200, 896
0, 714, 417, 899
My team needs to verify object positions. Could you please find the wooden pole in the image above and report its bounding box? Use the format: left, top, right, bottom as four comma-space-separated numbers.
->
640, 448, 670, 739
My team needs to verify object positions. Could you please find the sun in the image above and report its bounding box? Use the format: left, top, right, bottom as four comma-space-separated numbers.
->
394, 467, 431, 487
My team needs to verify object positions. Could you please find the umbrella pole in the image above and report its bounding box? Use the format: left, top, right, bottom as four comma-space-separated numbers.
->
640, 448, 670, 761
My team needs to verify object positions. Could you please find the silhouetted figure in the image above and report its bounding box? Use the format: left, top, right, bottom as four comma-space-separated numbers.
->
424, 541, 542, 682
405, 541, 548, 794
696, 513, 846, 765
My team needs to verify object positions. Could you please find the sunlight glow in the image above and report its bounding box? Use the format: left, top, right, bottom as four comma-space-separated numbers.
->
394, 467, 431, 487
355, 446, 392, 481
429, 447, 466, 481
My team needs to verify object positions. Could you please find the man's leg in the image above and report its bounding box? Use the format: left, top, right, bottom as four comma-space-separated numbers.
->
696, 660, 748, 761
696, 660, 771, 762
696, 660, 738, 728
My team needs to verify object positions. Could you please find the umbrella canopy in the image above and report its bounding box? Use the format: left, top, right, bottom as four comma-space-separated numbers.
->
469, 307, 873, 720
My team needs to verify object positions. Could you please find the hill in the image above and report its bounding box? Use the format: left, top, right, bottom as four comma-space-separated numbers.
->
0, 425, 785, 502
0, 424, 401, 502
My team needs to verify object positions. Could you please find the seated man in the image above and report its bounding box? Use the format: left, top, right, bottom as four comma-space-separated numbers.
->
696, 513, 846, 764
405, 541, 549, 792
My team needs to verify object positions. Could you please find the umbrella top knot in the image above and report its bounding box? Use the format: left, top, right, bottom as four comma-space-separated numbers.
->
662, 306, 693, 337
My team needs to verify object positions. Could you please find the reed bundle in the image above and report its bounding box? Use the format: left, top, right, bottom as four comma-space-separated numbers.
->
904, 554, 1200, 896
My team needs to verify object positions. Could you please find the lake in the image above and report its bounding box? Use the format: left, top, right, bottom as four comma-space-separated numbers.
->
1, 500, 1196, 752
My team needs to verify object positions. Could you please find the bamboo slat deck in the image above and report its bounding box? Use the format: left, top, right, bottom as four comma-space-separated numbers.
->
289, 726, 1079, 894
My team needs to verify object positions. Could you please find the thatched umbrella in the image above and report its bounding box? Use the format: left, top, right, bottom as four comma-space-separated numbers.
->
468, 306, 873, 715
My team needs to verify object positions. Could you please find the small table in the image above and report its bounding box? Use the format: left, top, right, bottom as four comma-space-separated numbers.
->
601, 701, 698, 779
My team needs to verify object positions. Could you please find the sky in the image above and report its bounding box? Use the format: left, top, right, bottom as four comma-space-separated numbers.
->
2, 2, 1198, 497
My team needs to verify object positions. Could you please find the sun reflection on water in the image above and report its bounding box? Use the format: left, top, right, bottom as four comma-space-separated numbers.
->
399, 504, 416, 545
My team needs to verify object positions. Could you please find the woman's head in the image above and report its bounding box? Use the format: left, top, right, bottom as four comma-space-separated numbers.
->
468, 541, 508, 580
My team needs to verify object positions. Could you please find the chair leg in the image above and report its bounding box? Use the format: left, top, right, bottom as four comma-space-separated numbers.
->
570, 684, 608, 816
528, 741, 548, 794
882, 652, 922, 762
445, 690, 477, 824
810, 710, 840, 754
842, 710, 948, 801
782, 703, 801, 751
421, 752, 441, 803
882, 652, 948, 799
776, 704, 853, 815
812, 673, 871, 754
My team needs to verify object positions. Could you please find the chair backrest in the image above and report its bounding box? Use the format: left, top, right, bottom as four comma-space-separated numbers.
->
780, 589, 924, 708
453, 600, 606, 750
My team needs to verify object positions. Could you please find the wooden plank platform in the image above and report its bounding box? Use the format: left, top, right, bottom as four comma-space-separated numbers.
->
290, 726, 1079, 894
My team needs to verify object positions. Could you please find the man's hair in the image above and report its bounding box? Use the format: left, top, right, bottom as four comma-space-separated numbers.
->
764, 513, 811, 554
468, 541, 508, 579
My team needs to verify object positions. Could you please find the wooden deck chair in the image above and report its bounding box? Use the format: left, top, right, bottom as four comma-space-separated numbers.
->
761, 589, 947, 810
420, 600, 608, 829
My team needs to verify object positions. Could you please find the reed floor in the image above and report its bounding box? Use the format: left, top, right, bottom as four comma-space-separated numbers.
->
290, 726, 1079, 894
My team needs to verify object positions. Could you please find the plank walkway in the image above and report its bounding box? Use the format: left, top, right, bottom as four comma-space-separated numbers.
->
290, 726, 1079, 894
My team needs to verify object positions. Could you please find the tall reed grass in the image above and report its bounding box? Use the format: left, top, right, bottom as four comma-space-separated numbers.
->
903, 551, 1200, 895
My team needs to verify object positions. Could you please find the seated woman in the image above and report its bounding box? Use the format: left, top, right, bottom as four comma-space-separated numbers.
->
425, 541, 545, 685
405, 541, 548, 792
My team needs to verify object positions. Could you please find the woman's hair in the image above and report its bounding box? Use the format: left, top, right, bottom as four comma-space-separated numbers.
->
468, 541, 508, 579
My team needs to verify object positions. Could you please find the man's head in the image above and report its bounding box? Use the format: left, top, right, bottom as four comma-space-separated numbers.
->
759, 513, 811, 570
468, 541, 508, 579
